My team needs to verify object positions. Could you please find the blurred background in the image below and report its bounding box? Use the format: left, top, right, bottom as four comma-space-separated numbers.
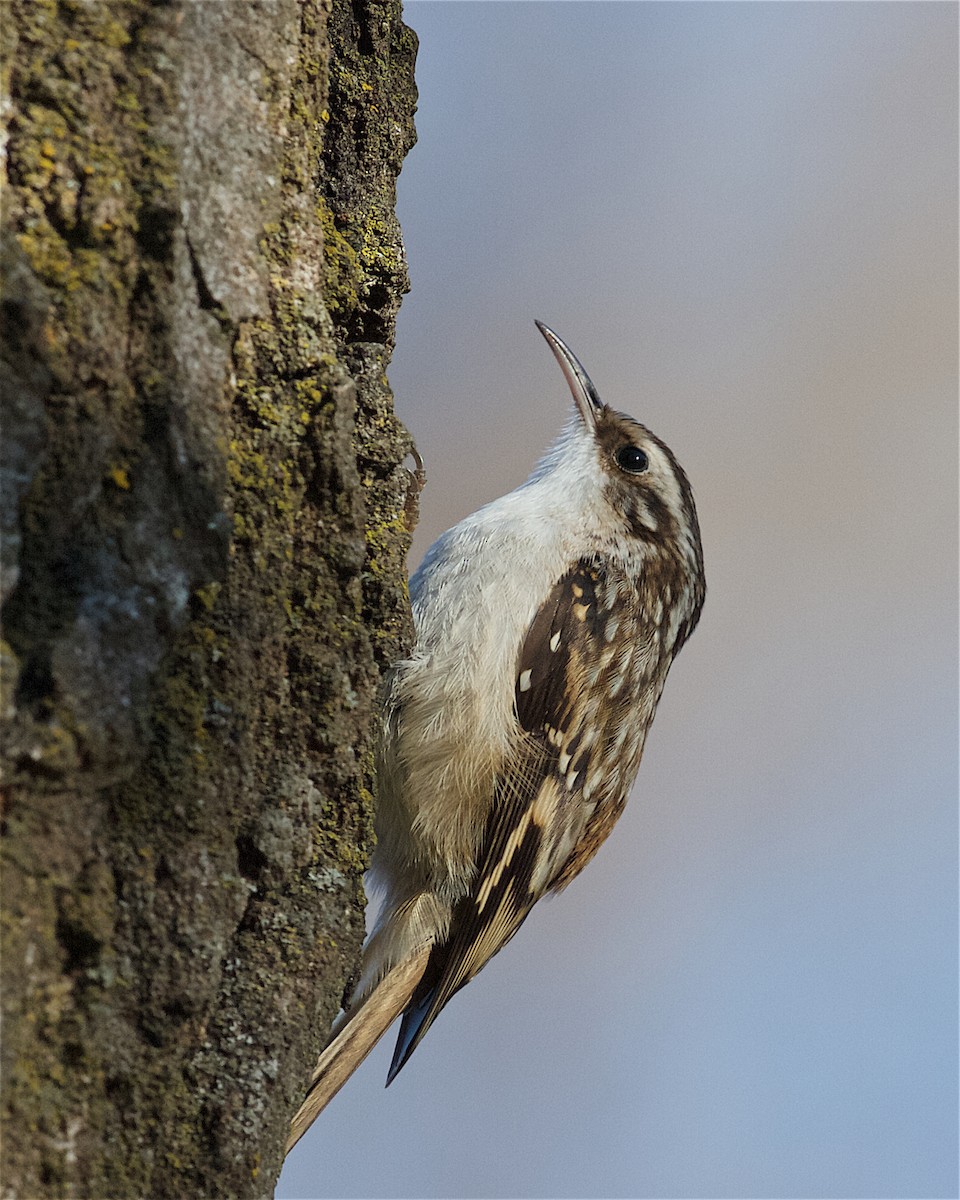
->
278, 3, 957, 1197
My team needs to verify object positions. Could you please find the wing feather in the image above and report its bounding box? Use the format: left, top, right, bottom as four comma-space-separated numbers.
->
387, 559, 616, 1079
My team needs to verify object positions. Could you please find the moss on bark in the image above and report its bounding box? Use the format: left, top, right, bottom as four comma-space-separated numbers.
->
0, 1, 418, 1195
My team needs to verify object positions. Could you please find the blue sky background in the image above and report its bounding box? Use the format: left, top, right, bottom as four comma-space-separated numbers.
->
278, 4, 958, 1196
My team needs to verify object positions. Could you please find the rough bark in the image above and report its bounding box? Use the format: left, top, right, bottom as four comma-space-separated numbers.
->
0, 1, 418, 1195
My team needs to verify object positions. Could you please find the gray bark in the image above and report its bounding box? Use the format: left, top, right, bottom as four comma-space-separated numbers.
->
0, 1, 418, 1195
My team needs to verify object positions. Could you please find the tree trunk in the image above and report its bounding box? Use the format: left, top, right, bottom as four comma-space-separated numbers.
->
0, 1, 418, 1195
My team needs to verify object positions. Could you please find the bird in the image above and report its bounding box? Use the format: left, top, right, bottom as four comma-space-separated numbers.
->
286, 320, 705, 1153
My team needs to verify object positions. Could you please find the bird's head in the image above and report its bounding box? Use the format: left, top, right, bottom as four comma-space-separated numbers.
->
532, 322, 705, 608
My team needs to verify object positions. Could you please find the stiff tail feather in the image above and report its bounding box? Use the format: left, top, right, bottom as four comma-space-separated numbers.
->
285, 942, 433, 1155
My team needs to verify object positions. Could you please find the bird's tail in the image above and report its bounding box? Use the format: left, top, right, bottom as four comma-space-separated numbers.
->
285, 942, 433, 1155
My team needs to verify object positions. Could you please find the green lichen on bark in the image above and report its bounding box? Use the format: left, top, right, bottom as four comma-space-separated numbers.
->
1, 1, 418, 1196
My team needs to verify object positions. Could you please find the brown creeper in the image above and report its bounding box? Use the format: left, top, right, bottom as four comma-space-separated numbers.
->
287, 322, 705, 1152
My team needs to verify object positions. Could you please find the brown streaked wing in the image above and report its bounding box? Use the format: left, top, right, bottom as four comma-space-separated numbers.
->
387, 559, 617, 1079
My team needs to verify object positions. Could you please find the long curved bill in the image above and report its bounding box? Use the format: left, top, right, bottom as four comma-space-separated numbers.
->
535, 320, 604, 429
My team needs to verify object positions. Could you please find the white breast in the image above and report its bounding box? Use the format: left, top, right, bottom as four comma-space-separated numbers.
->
387, 422, 612, 891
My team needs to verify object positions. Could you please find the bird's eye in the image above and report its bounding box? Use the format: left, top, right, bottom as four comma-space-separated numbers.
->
615, 445, 649, 474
